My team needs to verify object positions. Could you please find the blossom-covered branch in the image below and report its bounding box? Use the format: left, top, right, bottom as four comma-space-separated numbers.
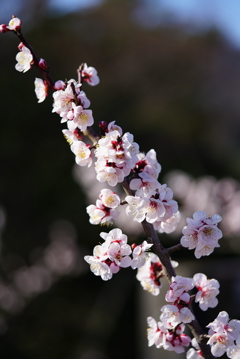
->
3, 15, 240, 359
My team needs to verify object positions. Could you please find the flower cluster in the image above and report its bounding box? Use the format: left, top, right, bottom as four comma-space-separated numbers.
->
84, 228, 152, 280
181, 210, 222, 258
86, 189, 121, 225
162, 276, 195, 328
95, 123, 140, 186
147, 316, 191, 354
3, 17, 239, 359
125, 149, 180, 234
207, 311, 240, 357
136, 253, 178, 296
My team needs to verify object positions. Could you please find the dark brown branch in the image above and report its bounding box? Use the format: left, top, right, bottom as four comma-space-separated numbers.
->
9, 26, 215, 357
13, 30, 55, 89
121, 176, 215, 358
167, 243, 183, 255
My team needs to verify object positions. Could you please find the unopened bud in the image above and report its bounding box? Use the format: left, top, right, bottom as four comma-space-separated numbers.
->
38, 58, 48, 71
54, 80, 66, 90
73, 128, 83, 140
0, 24, 9, 33
18, 42, 25, 51
99, 121, 108, 135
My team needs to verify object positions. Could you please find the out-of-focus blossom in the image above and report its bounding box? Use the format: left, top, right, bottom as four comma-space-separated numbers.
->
81, 63, 100, 86
34, 78, 48, 103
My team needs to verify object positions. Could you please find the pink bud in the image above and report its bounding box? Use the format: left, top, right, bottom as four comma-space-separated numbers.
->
0, 24, 9, 33
99, 121, 108, 134
73, 128, 83, 140
179, 334, 191, 346
38, 58, 48, 71
18, 42, 25, 51
165, 332, 174, 341
54, 80, 66, 90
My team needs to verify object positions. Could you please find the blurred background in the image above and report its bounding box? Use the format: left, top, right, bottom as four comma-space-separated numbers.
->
1, 0, 240, 358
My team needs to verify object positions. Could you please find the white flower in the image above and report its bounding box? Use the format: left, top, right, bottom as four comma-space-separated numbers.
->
96, 166, 125, 187
193, 273, 220, 311
136, 253, 178, 296
84, 242, 112, 281
165, 275, 194, 302
86, 191, 120, 225
99, 189, 120, 209
186, 338, 204, 358
208, 332, 233, 357
72, 103, 94, 131
15, 46, 33, 73
207, 311, 240, 357
108, 241, 132, 268
154, 211, 181, 234
7, 17, 22, 31
70, 141, 92, 167
227, 342, 240, 359
160, 305, 195, 329
135, 149, 161, 179
34, 78, 48, 103
81, 63, 100, 86
181, 211, 222, 258
207, 311, 240, 341
131, 241, 153, 269
147, 317, 167, 348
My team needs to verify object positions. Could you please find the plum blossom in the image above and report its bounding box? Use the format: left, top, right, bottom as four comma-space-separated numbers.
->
34, 78, 48, 103
99, 188, 120, 209
163, 324, 191, 353
70, 103, 93, 131
7, 17, 22, 31
70, 141, 92, 167
86, 189, 120, 225
84, 241, 113, 281
136, 253, 178, 296
181, 211, 222, 258
95, 127, 139, 186
147, 317, 191, 353
125, 183, 178, 229
54, 80, 66, 90
207, 311, 240, 357
129, 172, 160, 197
134, 149, 161, 179
131, 241, 153, 269
165, 275, 194, 303
147, 316, 167, 348
160, 304, 195, 329
153, 210, 181, 234
84, 228, 132, 279
81, 63, 100, 86
193, 273, 220, 311
186, 338, 204, 358
227, 339, 240, 359
52, 79, 90, 123
15, 46, 33, 73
